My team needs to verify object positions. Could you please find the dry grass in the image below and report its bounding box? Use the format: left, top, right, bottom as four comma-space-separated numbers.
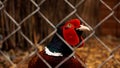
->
0, 36, 120, 68
76, 36, 120, 68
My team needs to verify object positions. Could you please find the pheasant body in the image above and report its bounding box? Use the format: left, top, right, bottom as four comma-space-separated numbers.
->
28, 19, 90, 68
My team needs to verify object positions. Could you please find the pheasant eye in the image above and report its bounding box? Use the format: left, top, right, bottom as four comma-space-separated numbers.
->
66, 23, 72, 28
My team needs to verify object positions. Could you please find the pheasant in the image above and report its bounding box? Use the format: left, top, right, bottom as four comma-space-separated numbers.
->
28, 19, 90, 68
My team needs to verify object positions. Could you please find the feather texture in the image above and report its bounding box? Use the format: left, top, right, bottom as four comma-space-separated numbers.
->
28, 19, 86, 68
28, 51, 84, 68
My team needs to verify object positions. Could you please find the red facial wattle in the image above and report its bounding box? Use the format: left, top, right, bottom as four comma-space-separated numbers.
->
62, 25, 80, 47
62, 19, 90, 48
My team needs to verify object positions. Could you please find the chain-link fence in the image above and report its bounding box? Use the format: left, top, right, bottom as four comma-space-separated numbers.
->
0, 0, 120, 68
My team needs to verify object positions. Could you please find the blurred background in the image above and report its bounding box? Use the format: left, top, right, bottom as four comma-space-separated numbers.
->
0, 0, 120, 68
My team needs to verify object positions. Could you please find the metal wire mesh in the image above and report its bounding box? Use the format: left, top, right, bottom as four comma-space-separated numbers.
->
0, 0, 120, 68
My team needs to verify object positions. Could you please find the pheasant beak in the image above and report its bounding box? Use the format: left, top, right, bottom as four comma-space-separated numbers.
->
76, 25, 90, 31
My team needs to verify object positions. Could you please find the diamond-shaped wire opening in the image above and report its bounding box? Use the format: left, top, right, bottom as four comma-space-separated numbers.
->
0, 0, 119, 67
75, 0, 99, 27
40, 0, 76, 26
94, 35, 120, 68
94, 1, 113, 28
52, 18, 90, 68
4, 0, 38, 22
20, 13, 56, 45
95, 0, 114, 29
45, 11, 93, 67
1, 12, 19, 45
102, 0, 119, 8
35, 35, 74, 68
20, 6, 58, 67
31, 27, 74, 68
55, 18, 86, 67
20, 11, 57, 68
30, 13, 88, 66
77, 36, 110, 68
1, 33, 36, 67
96, 16, 120, 49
